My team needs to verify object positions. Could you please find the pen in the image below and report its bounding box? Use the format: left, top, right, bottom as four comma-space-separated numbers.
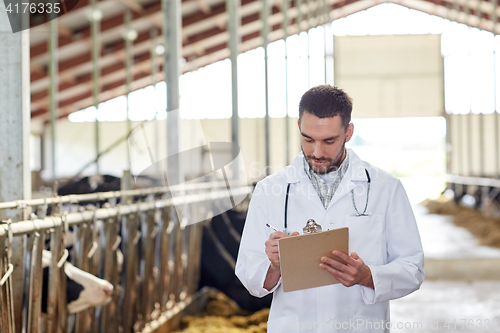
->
265, 223, 280, 232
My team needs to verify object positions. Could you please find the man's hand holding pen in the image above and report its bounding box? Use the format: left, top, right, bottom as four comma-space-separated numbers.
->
264, 227, 299, 269
263, 227, 300, 291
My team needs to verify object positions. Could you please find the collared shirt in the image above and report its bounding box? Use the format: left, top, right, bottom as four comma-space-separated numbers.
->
303, 150, 350, 209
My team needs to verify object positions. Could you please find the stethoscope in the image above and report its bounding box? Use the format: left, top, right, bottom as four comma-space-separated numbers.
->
283, 168, 371, 233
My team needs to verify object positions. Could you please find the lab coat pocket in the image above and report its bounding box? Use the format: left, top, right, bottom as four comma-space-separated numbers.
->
347, 214, 384, 265
268, 315, 300, 333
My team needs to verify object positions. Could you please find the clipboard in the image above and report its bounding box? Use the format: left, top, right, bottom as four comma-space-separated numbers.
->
278, 227, 349, 292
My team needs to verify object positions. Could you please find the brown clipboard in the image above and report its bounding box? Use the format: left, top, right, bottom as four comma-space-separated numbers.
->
278, 227, 349, 292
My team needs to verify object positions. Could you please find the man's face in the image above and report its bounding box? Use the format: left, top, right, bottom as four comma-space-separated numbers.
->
298, 112, 354, 174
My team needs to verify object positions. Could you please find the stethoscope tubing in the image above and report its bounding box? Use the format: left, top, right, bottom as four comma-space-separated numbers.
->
283, 168, 371, 233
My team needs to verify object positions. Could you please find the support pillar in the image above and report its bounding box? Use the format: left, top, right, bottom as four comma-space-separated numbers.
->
150, 27, 162, 174
125, 9, 133, 171
163, 0, 182, 186
465, 0, 473, 176
306, 0, 310, 87
282, 0, 290, 165
492, 0, 499, 176
296, 0, 302, 34
323, 0, 333, 86
48, 19, 58, 180
491, 0, 500, 177
163, 0, 183, 305
477, 0, 485, 177
90, 0, 101, 174
261, 0, 270, 175
0, 4, 31, 332
227, 0, 241, 178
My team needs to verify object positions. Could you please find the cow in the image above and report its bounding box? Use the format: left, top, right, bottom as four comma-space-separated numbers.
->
41, 250, 113, 314
199, 209, 273, 312
57, 174, 121, 197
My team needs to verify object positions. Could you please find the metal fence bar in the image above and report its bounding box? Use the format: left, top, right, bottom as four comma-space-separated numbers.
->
0, 187, 251, 238
186, 220, 199, 296
0, 231, 15, 333
150, 207, 162, 317
0, 181, 243, 211
158, 207, 172, 312
141, 209, 155, 323
181, 213, 190, 299
46, 223, 64, 333
57, 217, 68, 333
99, 215, 119, 333
74, 221, 92, 333
21, 230, 45, 333
122, 212, 141, 332
88, 214, 100, 333
193, 223, 203, 295
446, 174, 500, 188
0, 233, 7, 333
172, 213, 183, 302
31, 231, 45, 333
0, 186, 251, 332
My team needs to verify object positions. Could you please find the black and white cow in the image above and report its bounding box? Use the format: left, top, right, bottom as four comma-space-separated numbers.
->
199, 208, 273, 312
41, 250, 113, 314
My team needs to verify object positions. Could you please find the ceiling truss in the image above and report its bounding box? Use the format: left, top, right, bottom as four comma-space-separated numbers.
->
30, 0, 500, 121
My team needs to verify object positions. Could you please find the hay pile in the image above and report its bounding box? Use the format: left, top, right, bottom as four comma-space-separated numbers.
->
422, 196, 500, 248
175, 292, 269, 333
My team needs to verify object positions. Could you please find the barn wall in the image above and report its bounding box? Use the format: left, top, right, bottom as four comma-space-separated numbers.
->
335, 34, 444, 118
448, 113, 500, 177
41, 117, 302, 182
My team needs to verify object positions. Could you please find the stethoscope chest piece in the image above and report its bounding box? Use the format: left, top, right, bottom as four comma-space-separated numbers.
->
303, 219, 322, 234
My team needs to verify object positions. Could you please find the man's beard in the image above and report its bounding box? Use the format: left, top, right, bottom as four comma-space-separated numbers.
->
303, 141, 346, 175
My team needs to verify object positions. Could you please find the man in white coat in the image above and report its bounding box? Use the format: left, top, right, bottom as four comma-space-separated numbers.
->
235, 85, 424, 332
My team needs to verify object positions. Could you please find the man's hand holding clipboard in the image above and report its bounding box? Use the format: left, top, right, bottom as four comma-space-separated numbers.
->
277, 227, 350, 292
320, 250, 374, 290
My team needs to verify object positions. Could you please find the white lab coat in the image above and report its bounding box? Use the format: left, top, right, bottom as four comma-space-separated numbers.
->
235, 149, 424, 333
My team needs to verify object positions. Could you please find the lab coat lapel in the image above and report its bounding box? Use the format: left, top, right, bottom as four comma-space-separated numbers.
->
327, 149, 368, 210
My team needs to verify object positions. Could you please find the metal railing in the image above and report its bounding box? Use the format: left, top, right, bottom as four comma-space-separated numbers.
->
446, 174, 500, 211
446, 174, 500, 188
0, 182, 251, 333
0, 181, 239, 211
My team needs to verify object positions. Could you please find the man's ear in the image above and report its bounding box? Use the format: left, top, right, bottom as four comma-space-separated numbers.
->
297, 118, 301, 131
345, 123, 354, 142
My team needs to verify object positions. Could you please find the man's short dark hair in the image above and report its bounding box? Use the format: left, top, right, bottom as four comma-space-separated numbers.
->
298, 85, 353, 129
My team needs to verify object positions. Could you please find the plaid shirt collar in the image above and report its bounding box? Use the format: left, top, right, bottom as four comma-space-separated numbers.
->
303, 150, 350, 210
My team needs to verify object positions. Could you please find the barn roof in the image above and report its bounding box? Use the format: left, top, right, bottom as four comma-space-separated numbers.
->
30, 0, 500, 121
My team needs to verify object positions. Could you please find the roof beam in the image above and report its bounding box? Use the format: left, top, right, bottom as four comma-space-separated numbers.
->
29, 0, 269, 90
30, 5, 287, 104
118, 0, 143, 12
33, 0, 500, 119
30, 0, 162, 59
196, 0, 212, 13
390, 0, 500, 32
30, 0, 236, 62
32, 0, 358, 119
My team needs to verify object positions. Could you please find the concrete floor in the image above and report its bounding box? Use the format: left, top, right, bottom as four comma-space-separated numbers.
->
391, 280, 500, 332
390, 205, 500, 332
414, 205, 500, 259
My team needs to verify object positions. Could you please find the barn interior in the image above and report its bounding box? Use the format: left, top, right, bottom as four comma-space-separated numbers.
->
1, 0, 500, 332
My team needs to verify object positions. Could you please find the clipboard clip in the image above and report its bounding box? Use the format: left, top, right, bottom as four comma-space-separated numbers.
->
302, 219, 322, 234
